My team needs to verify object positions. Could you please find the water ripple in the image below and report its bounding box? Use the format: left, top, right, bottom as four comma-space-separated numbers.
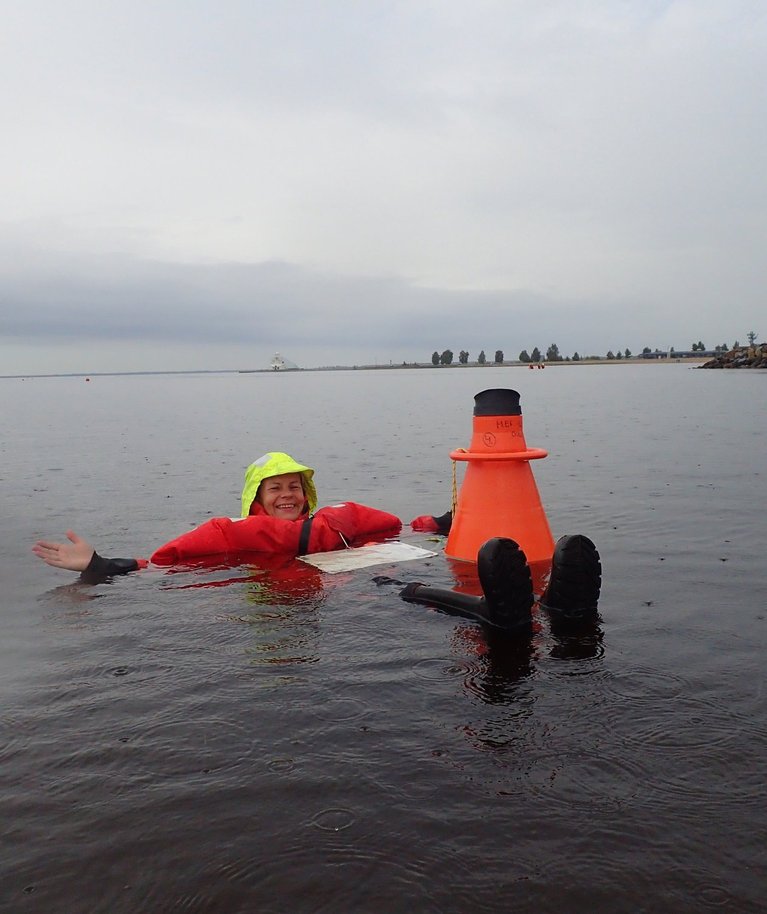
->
601, 666, 690, 703
642, 745, 767, 805
216, 839, 490, 913
609, 696, 746, 751
497, 750, 651, 813
314, 698, 367, 721
411, 657, 472, 681
309, 807, 356, 831
133, 718, 255, 778
0, 712, 30, 762
695, 884, 736, 907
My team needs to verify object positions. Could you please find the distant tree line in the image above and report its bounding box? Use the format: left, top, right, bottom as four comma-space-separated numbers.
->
431, 349, 503, 365
428, 333, 758, 366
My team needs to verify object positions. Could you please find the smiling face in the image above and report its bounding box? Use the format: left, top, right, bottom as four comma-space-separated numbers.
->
254, 472, 308, 520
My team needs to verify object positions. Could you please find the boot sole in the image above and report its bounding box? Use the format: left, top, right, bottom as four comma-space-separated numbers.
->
477, 537, 534, 631
542, 534, 601, 616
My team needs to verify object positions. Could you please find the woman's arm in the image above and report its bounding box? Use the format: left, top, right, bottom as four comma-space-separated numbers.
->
410, 510, 452, 534
33, 530, 140, 582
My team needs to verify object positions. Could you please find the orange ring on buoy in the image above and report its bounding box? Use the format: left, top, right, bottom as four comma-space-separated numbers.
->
449, 448, 548, 462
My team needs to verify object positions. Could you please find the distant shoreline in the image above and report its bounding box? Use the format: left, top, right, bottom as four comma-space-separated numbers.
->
2, 357, 709, 380
246, 356, 710, 373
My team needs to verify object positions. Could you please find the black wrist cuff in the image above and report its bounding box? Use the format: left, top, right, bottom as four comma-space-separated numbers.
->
81, 552, 139, 583
432, 510, 453, 534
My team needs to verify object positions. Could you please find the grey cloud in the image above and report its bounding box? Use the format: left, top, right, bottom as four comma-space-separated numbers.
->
1, 247, 642, 358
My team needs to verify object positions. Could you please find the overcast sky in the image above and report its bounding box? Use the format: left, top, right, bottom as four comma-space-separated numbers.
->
1, 0, 765, 374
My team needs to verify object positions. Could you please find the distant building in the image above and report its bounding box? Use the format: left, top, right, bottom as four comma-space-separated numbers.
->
270, 353, 299, 371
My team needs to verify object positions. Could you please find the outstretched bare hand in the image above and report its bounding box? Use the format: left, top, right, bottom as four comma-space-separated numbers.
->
32, 530, 95, 572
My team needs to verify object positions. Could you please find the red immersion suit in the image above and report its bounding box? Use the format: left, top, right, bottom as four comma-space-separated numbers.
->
150, 502, 402, 565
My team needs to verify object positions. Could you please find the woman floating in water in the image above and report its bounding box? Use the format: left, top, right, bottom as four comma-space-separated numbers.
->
32, 452, 401, 578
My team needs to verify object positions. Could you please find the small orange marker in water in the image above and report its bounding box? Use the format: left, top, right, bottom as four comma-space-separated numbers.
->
445, 388, 555, 564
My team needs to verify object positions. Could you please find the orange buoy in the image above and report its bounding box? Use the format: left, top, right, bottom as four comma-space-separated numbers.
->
445, 388, 555, 564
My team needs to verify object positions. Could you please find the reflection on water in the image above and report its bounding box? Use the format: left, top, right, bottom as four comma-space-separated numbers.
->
161, 552, 326, 603
458, 627, 536, 704
546, 611, 605, 661
170, 554, 328, 669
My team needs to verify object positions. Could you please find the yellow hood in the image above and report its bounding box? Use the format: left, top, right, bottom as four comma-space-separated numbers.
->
240, 452, 317, 517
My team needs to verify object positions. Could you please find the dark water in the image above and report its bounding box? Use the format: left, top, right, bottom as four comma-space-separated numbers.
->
2, 365, 766, 913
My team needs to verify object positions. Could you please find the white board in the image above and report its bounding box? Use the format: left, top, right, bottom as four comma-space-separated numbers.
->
298, 542, 438, 574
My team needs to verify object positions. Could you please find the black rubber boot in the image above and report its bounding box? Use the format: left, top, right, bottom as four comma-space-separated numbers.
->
540, 534, 601, 619
398, 537, 533, 635
476, 537, 534, 632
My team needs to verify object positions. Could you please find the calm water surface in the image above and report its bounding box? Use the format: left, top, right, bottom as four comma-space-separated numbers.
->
2, 365, 766, 913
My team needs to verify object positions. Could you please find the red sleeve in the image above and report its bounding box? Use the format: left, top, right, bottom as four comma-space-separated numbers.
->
308, 503, 401, 551
150, 516, 303, 564
410, 515, 440, 532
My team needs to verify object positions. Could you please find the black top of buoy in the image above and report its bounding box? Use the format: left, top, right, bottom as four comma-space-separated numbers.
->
473, 388, 521, 417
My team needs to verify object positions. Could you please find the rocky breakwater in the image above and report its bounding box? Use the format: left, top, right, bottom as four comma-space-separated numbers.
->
700, 344, 767, 369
